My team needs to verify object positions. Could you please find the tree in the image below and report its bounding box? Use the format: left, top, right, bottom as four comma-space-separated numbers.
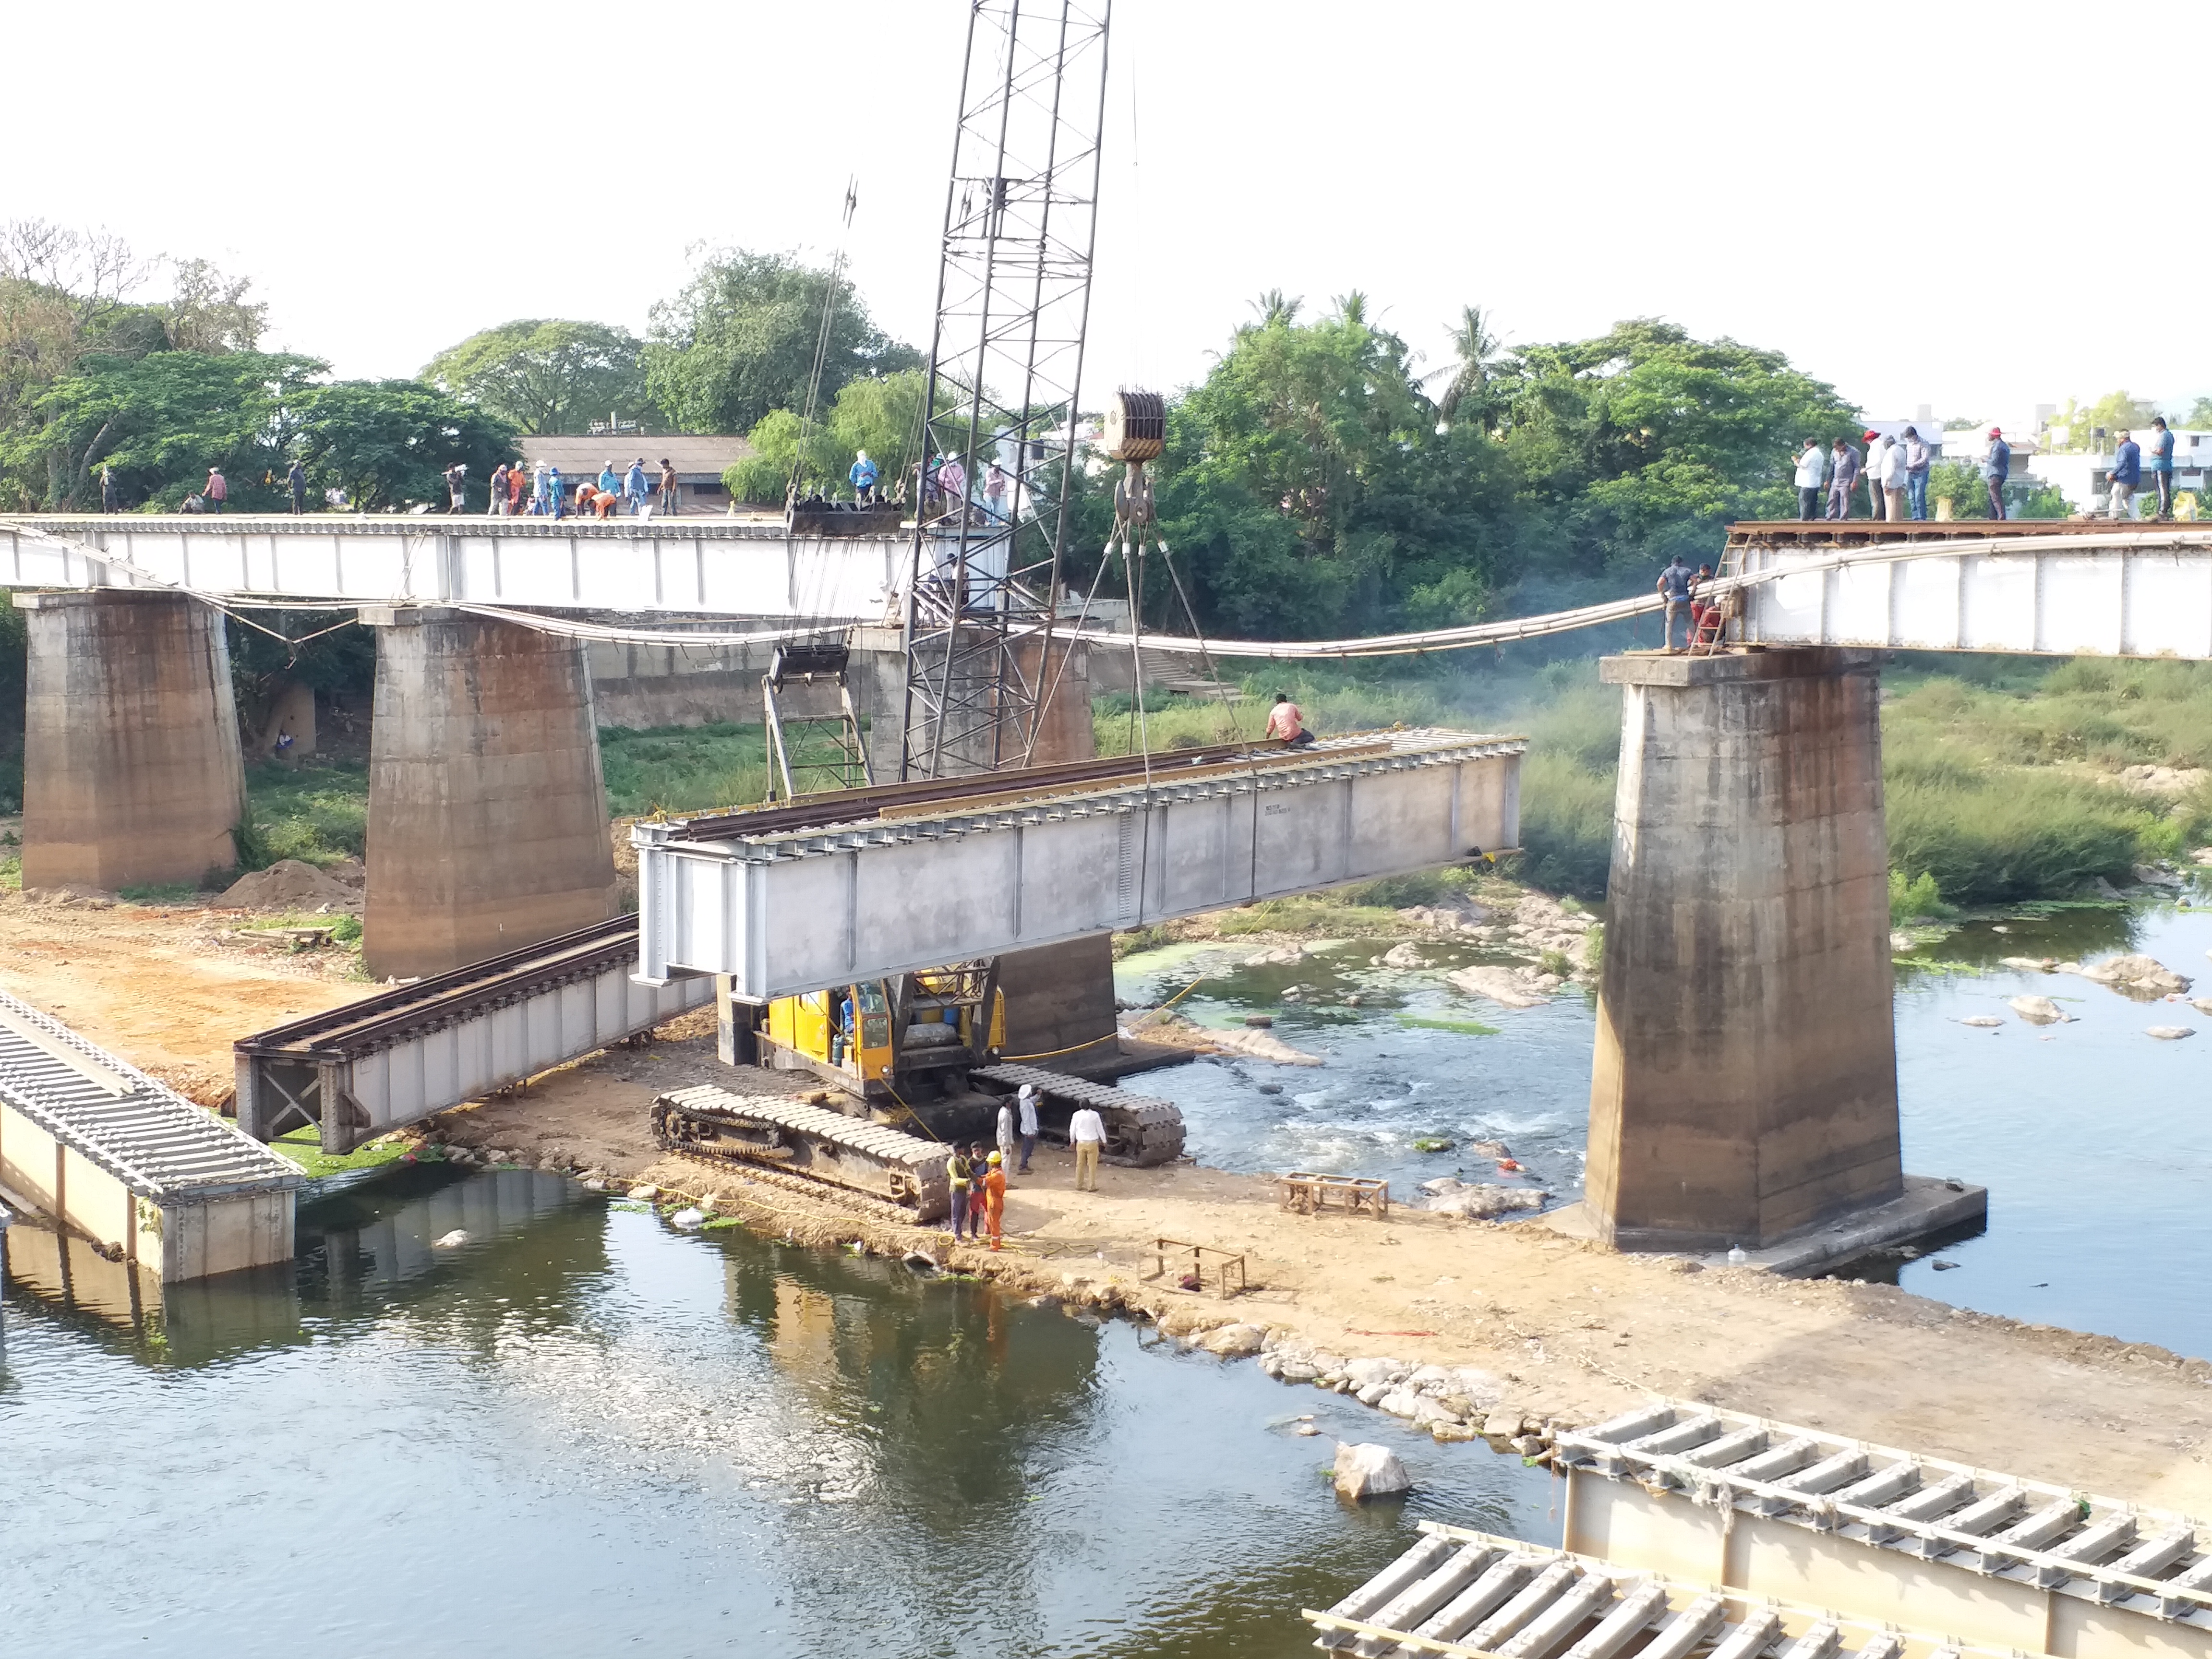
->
2, 349, 325, 510
291, 380, 518, 511
2180, 397, 2212, 429
2045, 391, 2161, 451
1489, 318, 1859, 573
1426, 304, 1505, 430
644, 249, 919, 434
1153, 298, 1517, 639
724, 367, 927, 504
421, 319, 652, 435
159, 259, 266, 354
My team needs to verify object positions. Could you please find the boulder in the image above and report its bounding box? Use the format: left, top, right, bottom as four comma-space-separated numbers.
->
1482, 1410, 1526, 1440
1429, 1184, 1550, 1219
2008, 996, 2071, 1024
2193, 999, 2212, 1018
1446, 966, 1550, 1010
1199, 1323, 1268, 1358
1344, 1357, 1400, 1388
2192, 847, 2212, 866
1958, 1015, 2004, 1028
670, 1208, 706, 1230
1377, 1390, 1422, 1419
433, 1229, 469, 1249
1453, 1367, 1506, 1403
1381, 942, 1429, 969
2075, 954, 2192, 995
1999, 956, 2056, 973
1242, 944, 1305, 966
1333, 1442, 1411, 1501
1278, 1360, 1321, 1383
2147, 1026, 2197, 1041
627, 1184, 660, 1202
1205, 1026, 1325, 1065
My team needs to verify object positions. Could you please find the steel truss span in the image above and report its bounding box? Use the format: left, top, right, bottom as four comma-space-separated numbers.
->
631, 730, 1524, 999
898, 1, 1112, 780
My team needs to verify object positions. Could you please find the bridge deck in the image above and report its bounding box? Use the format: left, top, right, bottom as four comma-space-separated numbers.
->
1727, 519, 2212, 657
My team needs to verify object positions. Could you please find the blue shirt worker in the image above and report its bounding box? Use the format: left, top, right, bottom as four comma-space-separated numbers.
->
2108, 432, 2142, 520
849, 450, 879, 504
1656, 554, 1697, 651
2148, 417, 2176, 519
1981, 429, 2009, 520
625, 458, 649, 515
548, 465, 565, 519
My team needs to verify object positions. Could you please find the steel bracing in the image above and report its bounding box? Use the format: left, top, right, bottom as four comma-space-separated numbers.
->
896, 0, 1112, 780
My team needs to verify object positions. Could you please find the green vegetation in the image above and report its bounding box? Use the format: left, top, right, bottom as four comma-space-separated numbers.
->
1399, 1016, 1501, 1037
599, 722, 773, 817
242, 758, 369, 866
268, 1127, 410, 1179
421, 319, 653, 436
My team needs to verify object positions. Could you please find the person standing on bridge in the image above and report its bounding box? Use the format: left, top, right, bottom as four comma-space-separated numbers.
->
101, 464, 119, 513
658, 457, 680, 516
487, 462, 509, 516
1793, 438, 1826, 520
445, 462, 468, 514
984, 462, 1009, 520
1878, 431, 1909, 524
597, 461, 620, 503
1069, 1104, 1105, 1192
204, 466, 228, 513
508, 464, 527, 515
2148, 417, 2176, 519
2108, 431, 2141, 520
625, 457, 650, 517
1902, 427, 1932, 521
1827, 438, 1860, 519
1656, 554, 1697, 650
1862, 431, 1891, 521
849, 449, 879, 504
549, 464, 566, 519
1982, 428, 2009, 519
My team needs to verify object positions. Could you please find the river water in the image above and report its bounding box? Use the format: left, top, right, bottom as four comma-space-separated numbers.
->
0, 1166, 1557, 1657
4, 896, 2203, 1653
1117, 893, 2212, 1357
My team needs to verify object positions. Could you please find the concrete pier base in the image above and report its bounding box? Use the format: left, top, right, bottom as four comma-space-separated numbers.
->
363, 608, 619, 980
16, 591, 247, 891
1584, 649, 1906, 1252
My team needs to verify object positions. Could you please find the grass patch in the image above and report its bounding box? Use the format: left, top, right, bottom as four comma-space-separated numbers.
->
601, 722, 774, 817
1211, 897, 1405, 936
243, 757, 369, 866
117, 881, 205, 904
1397, 1013, 1501, 1036
269, 1127, 411, 1179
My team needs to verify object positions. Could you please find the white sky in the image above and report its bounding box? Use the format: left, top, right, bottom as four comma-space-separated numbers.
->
17, 0, 2208, 427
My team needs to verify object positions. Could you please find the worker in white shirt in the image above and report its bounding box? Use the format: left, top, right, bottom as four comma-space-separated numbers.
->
1792, 438, 1826, 521
996, 1096, 1017, 1175
1015, 1083, 1040, 1174
1862, 430, 1891, 521
1068, 1105, 1106, 1191
1879, 433, 1910, 525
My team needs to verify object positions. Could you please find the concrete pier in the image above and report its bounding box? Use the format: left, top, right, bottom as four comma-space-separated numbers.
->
363, 607, 619, 980
1584, 650, 1903, 1252
16, 590, 247, 891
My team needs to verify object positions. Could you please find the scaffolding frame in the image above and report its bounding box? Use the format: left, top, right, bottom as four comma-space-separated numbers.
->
897, 0, 1112, 781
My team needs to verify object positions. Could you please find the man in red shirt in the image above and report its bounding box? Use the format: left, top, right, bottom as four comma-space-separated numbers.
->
204, 467, 228, 512
1265, 693, 1316, 748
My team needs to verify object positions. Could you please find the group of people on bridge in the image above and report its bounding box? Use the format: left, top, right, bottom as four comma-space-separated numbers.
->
475, 459, 683, 519
1792, 427, 1982, 523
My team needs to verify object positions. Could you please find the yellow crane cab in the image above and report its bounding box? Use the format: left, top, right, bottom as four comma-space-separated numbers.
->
759, 963, 1005, 1106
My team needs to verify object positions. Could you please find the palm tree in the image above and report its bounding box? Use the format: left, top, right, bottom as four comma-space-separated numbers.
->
1248, 289, 1302, 329
1332, 290, 1369, 326
1425, 304, 1504, 428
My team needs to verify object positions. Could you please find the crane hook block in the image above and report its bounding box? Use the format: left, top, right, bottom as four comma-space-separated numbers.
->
1103, 389, 1165, 463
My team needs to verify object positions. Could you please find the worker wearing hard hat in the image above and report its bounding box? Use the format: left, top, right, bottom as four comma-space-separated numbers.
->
984, 1152, 1007, 1250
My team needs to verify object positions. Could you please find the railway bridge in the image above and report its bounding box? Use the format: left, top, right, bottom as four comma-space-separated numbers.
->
3, 512, 2207, 1259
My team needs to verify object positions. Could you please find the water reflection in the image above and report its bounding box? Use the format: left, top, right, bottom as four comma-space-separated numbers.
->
0, 1168, 1561, 1658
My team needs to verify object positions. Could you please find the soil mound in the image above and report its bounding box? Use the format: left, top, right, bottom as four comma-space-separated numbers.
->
216, 859, 362, 913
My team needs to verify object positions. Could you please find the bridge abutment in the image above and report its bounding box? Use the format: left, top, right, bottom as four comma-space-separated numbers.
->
16, 591, 247, 892
1584, 649, 1906, 1252
362, 607, 618, 980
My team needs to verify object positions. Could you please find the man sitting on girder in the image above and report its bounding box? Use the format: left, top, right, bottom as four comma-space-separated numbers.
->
1266, 693, 1317, 748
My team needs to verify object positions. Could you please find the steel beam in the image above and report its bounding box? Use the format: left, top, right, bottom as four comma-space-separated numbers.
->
0, 516, 902, 618
633, 730, 1523, 995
